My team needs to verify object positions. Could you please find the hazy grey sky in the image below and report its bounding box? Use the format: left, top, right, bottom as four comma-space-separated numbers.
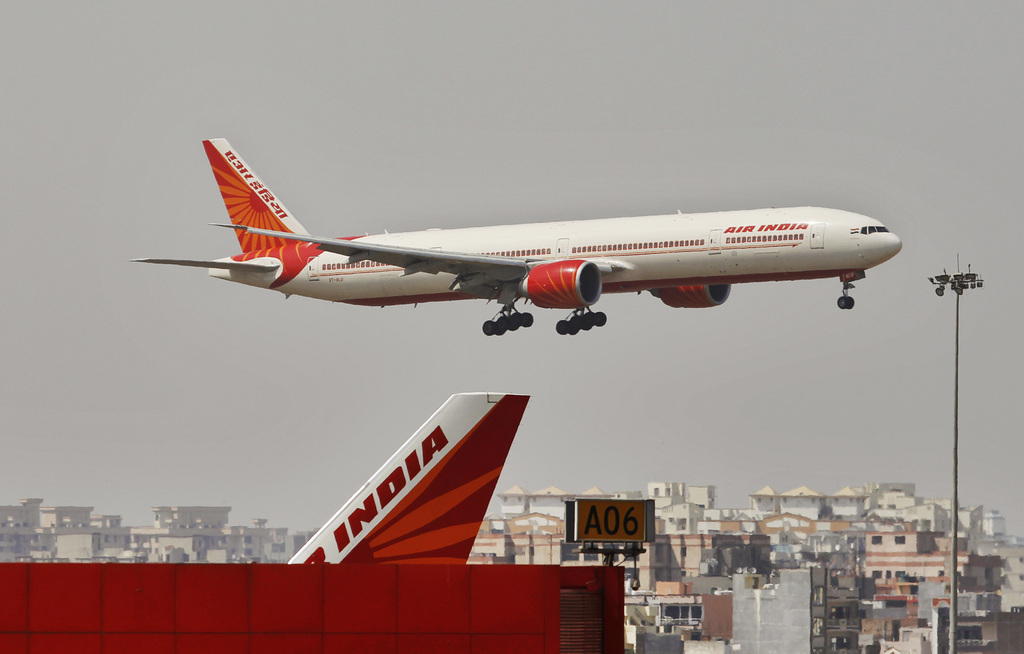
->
2, 3, 1021, 534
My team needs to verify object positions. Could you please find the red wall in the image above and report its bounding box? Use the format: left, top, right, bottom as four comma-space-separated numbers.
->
0, 563, 622, 654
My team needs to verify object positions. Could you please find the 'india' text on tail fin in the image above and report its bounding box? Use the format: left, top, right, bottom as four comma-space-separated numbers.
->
290, 393, 529, 565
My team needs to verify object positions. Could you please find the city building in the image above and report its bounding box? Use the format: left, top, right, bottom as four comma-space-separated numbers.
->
731, 570, 816, 653
0, 499, 293, 563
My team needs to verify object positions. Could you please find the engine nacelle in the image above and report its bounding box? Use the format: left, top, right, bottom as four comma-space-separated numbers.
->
520, 260, 602, 309
654, 284, 731, 308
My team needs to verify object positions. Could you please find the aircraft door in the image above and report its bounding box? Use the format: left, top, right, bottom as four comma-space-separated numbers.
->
708, 229, 722, 254
810, 223, 825, 249
307, 258, 319, 281
556, 238, 570, 258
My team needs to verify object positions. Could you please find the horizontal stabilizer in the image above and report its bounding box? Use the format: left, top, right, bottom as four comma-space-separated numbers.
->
132, 258, 281, 273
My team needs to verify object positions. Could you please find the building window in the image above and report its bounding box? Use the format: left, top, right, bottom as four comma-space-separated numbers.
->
895, 535, 906, 545
871, 535, 882, 545
812, 617, 824, 636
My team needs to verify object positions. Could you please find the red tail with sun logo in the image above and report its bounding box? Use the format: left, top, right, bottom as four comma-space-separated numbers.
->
203, 139, 310, 253
290, 393, 529, 565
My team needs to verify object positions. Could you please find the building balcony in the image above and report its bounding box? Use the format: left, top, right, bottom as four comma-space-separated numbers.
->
957, 639, 996, 652
660, 617, 702, 627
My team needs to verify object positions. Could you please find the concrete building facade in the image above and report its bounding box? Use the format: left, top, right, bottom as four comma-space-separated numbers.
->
0, 499, 292, 563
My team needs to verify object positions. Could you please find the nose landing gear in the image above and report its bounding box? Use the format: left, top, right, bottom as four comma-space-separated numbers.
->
837, 281, 856, 310
555, 308, 607, 335
837, 271, 866, 310
482, 305, 534, 336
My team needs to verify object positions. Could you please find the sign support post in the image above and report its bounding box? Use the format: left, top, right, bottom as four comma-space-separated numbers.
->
565, 499, 655, 590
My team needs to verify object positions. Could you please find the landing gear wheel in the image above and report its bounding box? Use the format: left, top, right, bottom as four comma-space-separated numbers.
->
482, 305, 533, 336
556, 308, 608, 334
837, 275, 861, 310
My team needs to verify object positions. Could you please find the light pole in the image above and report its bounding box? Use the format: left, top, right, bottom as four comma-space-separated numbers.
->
928, 265, 983, 654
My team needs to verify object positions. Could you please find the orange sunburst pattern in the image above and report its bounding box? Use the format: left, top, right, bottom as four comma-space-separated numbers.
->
338, 395, 529, 565
203, 140, 297, 253
526, 260, 588, 308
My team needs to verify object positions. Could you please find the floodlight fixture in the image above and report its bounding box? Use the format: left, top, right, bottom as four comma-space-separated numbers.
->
928, 265, 983, 300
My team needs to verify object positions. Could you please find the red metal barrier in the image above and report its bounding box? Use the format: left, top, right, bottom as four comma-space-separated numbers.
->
0, 563, 622, 654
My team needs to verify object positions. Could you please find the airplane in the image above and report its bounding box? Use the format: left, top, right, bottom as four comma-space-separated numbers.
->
290, 392, 529, 565
136, 139, 903, 336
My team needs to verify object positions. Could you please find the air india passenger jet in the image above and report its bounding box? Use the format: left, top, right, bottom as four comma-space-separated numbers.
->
136, 139, 903, 335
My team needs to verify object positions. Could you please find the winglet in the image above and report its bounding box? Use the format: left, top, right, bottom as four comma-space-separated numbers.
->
202, 139, 310, 253
290, 392, 529, 565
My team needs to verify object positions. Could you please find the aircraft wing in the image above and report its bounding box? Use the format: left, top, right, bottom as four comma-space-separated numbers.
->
222, 224, 629, 285
132, 257, 281, 272
221, 224, 530, 280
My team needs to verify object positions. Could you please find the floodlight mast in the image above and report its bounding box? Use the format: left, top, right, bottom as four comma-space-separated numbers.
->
928, 262, 983, 654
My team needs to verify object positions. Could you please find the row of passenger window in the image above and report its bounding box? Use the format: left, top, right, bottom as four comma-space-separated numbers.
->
485, 248, 552, 257
571, 239, 705, 255
726, 233, 804, 244
321, 260, 383, 271
318, 235, 726, 272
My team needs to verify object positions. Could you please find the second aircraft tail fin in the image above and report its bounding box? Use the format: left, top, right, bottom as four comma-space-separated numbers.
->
291, 393, 529, 565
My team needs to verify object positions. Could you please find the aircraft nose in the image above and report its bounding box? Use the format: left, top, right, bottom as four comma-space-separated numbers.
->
889, 232, 903, 255
880, 232, 903, 261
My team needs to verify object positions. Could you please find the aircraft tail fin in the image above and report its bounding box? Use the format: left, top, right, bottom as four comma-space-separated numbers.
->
290, 393, 529, 565
202, 139, 310, 253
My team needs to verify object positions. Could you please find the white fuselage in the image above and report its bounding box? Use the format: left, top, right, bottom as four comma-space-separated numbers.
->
210, 206, 902, 306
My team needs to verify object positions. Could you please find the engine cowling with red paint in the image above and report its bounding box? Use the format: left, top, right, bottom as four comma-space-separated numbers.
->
520, 260, 602, 309
654, 284, 731, 308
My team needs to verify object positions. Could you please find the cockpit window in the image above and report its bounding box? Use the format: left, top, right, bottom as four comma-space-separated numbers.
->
860, 226, 890, 235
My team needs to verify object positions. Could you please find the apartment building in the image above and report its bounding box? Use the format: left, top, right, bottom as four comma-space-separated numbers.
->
0, 499, 292, 562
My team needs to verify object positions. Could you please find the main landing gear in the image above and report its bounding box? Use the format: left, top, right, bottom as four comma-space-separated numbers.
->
482, 306, 534, 336
556, 308, 607, 336
837, 280, 856, 310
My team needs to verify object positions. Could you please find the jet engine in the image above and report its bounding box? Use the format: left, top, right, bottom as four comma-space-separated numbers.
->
520, 260, 602, 309
654, 284, 731, 308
